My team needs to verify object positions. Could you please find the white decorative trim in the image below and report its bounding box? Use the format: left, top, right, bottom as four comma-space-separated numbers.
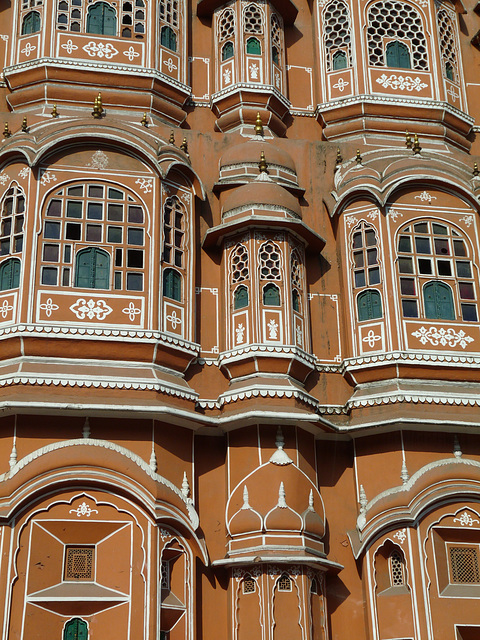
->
394, 529, 407, 544
376, 74, 428, 92
69, 501, 99, 517
411, 326, 474, 349
199, 385, 318, 410
218, 344, 316, 368
453, 510, 480, 526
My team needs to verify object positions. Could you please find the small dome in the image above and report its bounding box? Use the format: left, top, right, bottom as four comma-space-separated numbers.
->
302, 492, 325, 538
228, 485, 263, 535
264, 482, 303, 531
222, 178, 302, 219
220, 139, 297, 173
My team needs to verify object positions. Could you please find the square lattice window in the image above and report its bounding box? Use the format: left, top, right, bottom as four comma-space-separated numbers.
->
449, 546, 480, 584
64, 546, 95, 581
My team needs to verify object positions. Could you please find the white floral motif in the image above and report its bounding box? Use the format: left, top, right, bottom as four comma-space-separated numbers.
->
70, 298, 113, 320
21, 42, 36, 57
83, 41, 119, 59
459, 215, 474, 228
41, 172, 57, 186
122, 302, 142, 322
39, 297, 59, 318
249, 63, 259, 79
69, 501, 99, 517
0, 299, 13, 319
160, 528, 171, 540
0, 173, 9, 185
181, 192, 191, 204
415, 191, 436, 204
295, 325, 303, 347
235, 323, 245, 344
367, 209, 379, 220
394, 529, 407, 544
333, 78, 349, 92
363, 329, 382, 348
267, 319, 279, 339
87, 150, 108, 170
135, 178, 153, 194
61, 39, 78, 54
223, 68, 232, 84
166, 309, 182, 329
274, 71, 281, 88
124, 46, 140, 61
376, 74, 428, 92
388, 208, 403, 222
411, 326, 474, 349
446, 86, 459, 102
453, 511, 480, 526
164, 58, 177, 72
18, 168, 30, 179
345, 215, 357, 228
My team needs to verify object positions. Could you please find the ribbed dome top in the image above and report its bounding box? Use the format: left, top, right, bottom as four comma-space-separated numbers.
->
220, 139, 297, 173
222, 178, 301, 219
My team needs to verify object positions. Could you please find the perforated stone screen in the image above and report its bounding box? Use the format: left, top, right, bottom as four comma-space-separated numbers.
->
449, 546, 480, 584
64, 547, 94, 581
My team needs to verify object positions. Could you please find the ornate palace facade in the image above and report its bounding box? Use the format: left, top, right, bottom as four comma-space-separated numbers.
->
0, 0, 480, 638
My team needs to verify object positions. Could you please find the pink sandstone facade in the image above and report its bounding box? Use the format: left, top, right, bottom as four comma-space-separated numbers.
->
0, 0, 480, 638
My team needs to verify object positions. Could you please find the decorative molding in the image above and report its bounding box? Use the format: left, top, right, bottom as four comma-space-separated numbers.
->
394, 528, 407, 544
69, 501, 99, 517
376, 74, 428, 92
453, 510, 480, 526
411, 326, 474, 349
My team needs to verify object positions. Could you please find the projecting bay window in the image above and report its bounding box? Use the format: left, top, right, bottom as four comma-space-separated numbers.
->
56, 0, 146, 38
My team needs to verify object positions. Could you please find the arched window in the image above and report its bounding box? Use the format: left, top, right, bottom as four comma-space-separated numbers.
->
259, 242, 281, 280
367, 1, 427, 70
272, 46, 279, 64
163, 196, 185, 268
243, 575, 256, 593
351, 222, 380, 288
244, 3, 263, 33
357, 289, 383, 321
163, 267, 182, 301
263, 283, 280, 305
75, 248, 110, 289
0, 258, 21, 291
397, 220, 477, 321
437, 9, 459, 83
389, 550, 406, 586
234, 284, 249, 309
222, 41, 234, 60
231, 243, 249, 283
271, 13, 282, 65
386, 40, 411, 69
277, 573, 291, 591
323, 0, 352, 71
292, 289, 300, 312
86, 2, 117, 35
1, 185, 25, 256
246, 36, 261, 54
218, 7, 235, 41
21, 10, 41, 34
161, 25, 177, 51
64, 619, 88, 640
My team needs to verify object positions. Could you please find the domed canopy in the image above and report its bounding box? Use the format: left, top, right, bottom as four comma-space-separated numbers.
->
222, 178, 302, 219
219, 139, 297, 174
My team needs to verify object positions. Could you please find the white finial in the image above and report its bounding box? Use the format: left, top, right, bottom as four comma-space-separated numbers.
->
150, 444, 157, 472
308, 489, 314, 510
82, 417, 90, 439
359, 485, 367, 513
278, 481, 287, 508
242, 485, 250, 509
269, 427, 293, 465
182, 471, 190, 499
9, 442, 17, 469
453, 435, 462, 458
400, 460, 409, 484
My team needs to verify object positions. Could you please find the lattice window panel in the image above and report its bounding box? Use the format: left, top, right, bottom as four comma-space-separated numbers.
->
259, 242, 282, 280
243, 576, 256, 593
231, 244, 250, 282
449, 547, 480, 584
271, 13, 282, 50
1, 185, 25, 257
64, 547, 94, 580
278, 574, 292, 591
218, 8, 235, 40
244, 4, 263, 33
323, 0, 352, 71
351, 222, 380, 289
390, 551, 405, 586
22, 0, 42, 7
163, 196, 185, 268
161, 560, 170, 589
160, 0, 179, 27
290, 251, 302, 287
437, 9, 459, 83
366, 1, 428, 70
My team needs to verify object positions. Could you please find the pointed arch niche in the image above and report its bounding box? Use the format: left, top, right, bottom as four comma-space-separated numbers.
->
159, 529, 193, 640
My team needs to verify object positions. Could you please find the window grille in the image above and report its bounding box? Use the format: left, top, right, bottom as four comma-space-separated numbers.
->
243, 576, 255, 593
161, 560, 170, 589
271, 14, 282, 54
64, 547, 94, 581
163, 197, 185, 268
449, 547, 480, 584
437, 9, 459, 83
218, 8, 235, 41
1, 185, 24, 257
231, 244, 249, 283
323, 0, 352, 71
259, 242, 281, 280
244, 4, 263, 33
390, 550, 405, 586
160, 0, 179, 27
290, 251, 302, 287
22, 0, 43, 7
278, 573, 291, 591
351, 222, 380, 289
366, 1, 428, 70
396, 220, 477, 321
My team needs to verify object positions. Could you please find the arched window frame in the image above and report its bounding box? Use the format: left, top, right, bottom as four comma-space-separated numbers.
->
0, 184, 25, 258
389, 549, 406, 586
63, 618, 88, 640
161, 25, 177, 50
222, 41, 234, 60
0, 258, 21, 291
385, 40, 412, 68
162, 195, 187, 303
74, 247, 111, 289
21, 10, 41, 35
246, 36, 261, 54
350, 221, 381, 289
163, 266, 182, 301
323, 0, 353, 71
159, 0, 181, 56
86, 1, 117, 35
262, 282, 281, 306
233, 284, 249, 309
356, 289, 383, 321
437, 7, 459, 84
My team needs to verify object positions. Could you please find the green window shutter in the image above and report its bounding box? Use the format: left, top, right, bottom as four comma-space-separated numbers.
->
263, 283, 280, 306
64, 619, 88, 640
0, 259, 20, 291
332, 51, 347, 70
386, 41, 411, 69
246, 37, 261, 55
357, 290, 382, 321
75, 248, 110, 289
222, 42, 234, 60
163, 268, 181, 301
234, 285, 248, 309
87, 2, 117, 35
424, 281, 455, 320
161, 26, 177, 51
103, 4, 117, 35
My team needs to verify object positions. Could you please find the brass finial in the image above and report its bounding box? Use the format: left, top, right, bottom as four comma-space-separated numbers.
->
255, 112, 264, 137
412, 133, 421, 155
141, 112, 148, 127
405, 130, 412, 149
92, 92, 104, 119
180, 136, 189, 156
336, 148, 343, 165
169, 130, 175, 145
473, 163, 479, 177
259, 150, 268, 173
21, 117, 28, 133
355, 149, 362, 165
3, 122, 11, 138
51, 104, 58, 118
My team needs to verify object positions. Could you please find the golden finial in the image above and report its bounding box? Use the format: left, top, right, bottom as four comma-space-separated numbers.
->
473, 163, 479, 177
51, 104, 58, 118
92, 92, 104, 119
255, 112, 264, 137
21, 117, 28, 133
355, 149, 362, 165
180, 136, 189, 156
259, 150, 268, 173
169, 130, 175, 145
412, 133, 421, 155
141, 112, 148, 127
405, 130, 412, 149
336, 148, 343, 165
3, 122, 11, 138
